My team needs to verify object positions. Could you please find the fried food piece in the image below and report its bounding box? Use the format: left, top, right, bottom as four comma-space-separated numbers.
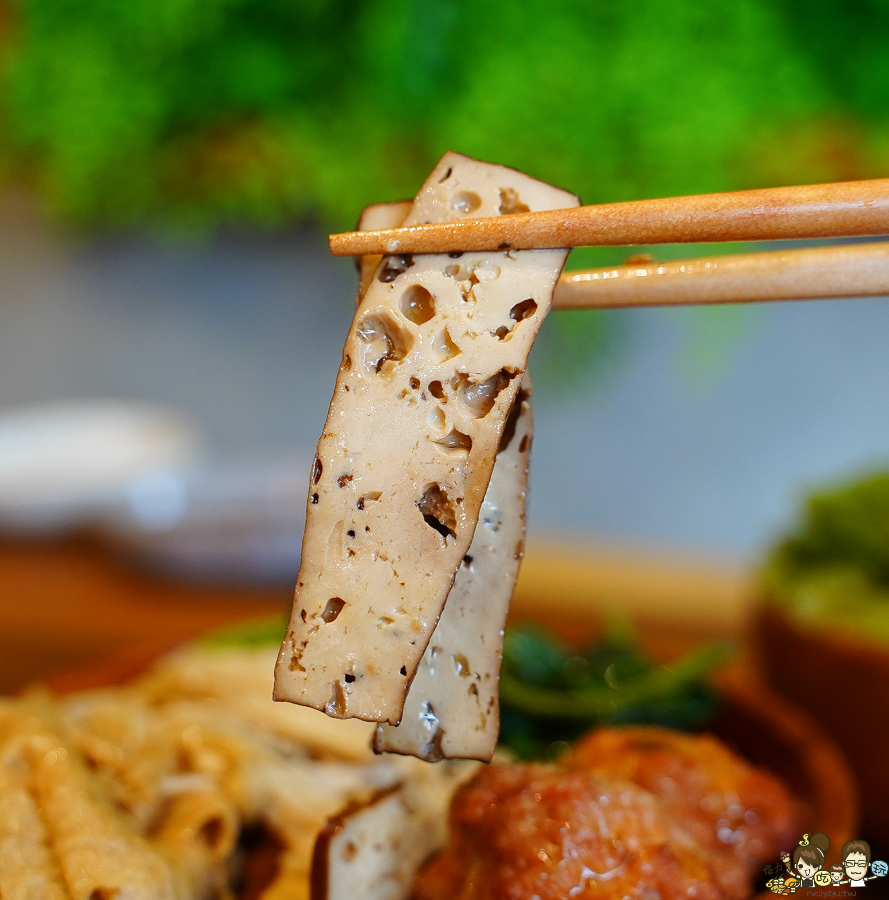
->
568, 727, 798, 899
411, 762, 724, 900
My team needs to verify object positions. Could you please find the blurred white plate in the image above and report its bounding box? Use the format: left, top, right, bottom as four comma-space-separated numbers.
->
0, 400, 202, 534
102, 453, 313, 586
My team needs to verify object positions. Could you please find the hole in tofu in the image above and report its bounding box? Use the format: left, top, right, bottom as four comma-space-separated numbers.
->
420, 700, 439, 727
400, 666, 408, 676
433, 429, 472, 456
311, 457, 323, 484
343, 672, 356, 683
357, 310, 414, 374
377, 254, 415, 283
342, 354, 352, 372
337, 473, 352, 488
428, 380, 446, 400
444, 264, 461, 278
428, 406, 446, 430
495, 299, 538, 341
399, 285, 435, 325
327, 681, 347, 717
310, 492, 319, 504
456, 368, 518, 418
451, 191, 481, 214
473, 261, 500, 282
499, 387, 529, 453
483, 507, 502, 532
321, 598, 346, 623
416, 483, 457, 542
409, 376, 420, 390
460, 270, 480, 303
499, 187, 530, 215
357, 491, 382, 510
509, 298, 538, 322
432, 326, 460, 363
419, 703, 445, 761
453, 653, 471, 676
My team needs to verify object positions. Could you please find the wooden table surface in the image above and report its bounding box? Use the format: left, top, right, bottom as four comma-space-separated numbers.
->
0, 536, 288, 695
0, 533, 752, 696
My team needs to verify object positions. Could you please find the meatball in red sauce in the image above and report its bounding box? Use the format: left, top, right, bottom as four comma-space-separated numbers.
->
568, 727, 798, 899
413, 728, 798, 900
411, 762, 725, 900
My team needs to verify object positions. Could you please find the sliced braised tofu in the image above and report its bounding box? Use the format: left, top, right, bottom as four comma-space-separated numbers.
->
310, 788, 424, 900
374, 381, 532, 760
310, 763, 471, 900
357, 201, 534, 762
274, 151, 578, 723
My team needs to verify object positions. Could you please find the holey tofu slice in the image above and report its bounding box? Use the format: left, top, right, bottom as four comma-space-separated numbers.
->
310, 762, 473, 900
359, 200, 534, 761
274, 151, 578, 723
310, 786, 436, 900
374, 380, 532, 760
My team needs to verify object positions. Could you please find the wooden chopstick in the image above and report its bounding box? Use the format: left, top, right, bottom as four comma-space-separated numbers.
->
552, 242, 889, 310
331, 179, 889, 257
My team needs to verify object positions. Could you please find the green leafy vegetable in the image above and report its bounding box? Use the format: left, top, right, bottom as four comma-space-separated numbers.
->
194, 614, 727, 762
763, 470, 889, 643
770, 472, 889, 586
199, 613, 287, 649
498, 622, 728, 760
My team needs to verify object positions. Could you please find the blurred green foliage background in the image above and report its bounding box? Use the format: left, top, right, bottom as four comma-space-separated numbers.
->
1, 0, 887, 375
2, 0, 887, 239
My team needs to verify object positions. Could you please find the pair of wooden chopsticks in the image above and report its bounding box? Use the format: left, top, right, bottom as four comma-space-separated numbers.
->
330, 179, 889, 310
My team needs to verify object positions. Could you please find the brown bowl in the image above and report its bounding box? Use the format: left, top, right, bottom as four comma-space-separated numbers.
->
755, 601, 889, 849
710, 669, 858, 853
